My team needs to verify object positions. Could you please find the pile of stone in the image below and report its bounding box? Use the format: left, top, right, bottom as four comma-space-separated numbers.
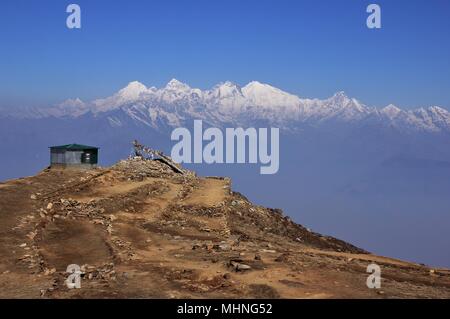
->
37, 198, 116, 238
17, 251, 44, 272
80, 263, 116, 281
112, 158, 185, 181
48, 198, 105, 220
110, 237, 134, 260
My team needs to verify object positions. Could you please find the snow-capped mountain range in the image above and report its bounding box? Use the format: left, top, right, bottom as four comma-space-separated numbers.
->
7, 79, 450, 133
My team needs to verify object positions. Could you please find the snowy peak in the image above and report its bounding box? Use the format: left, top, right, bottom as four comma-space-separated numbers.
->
418, 106, 450, 129
59, 98, 85, 108
165, 78, 191, 91
331, 91, 349, 99
90, 81, 151, 113
428, 106, 450, 116
241, 81, 300, 108
381, 104, 402, 119
242, 81, 285, 97
210, 81, 243, 98
321, 91, 369, 119
243, 80, 266, 90
383, 104, 401, 112
38, 98, 89, 118
327, 91, 358, 106
118, 81, 148, 100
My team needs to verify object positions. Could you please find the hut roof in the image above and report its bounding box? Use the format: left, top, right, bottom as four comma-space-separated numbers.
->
49, 144, 99, 151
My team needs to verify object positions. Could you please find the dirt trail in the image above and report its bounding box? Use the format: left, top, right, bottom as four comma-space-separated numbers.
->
303, 248, 418, 268
182, 178, 228, 207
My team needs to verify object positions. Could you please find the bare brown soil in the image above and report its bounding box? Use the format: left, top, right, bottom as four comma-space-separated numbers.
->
0, 158, 449, 299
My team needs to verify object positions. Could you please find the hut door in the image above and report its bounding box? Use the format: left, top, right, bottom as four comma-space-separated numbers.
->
82, 152, 91, 164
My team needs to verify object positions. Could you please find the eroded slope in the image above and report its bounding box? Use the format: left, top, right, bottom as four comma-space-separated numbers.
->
0, 158, 449, 299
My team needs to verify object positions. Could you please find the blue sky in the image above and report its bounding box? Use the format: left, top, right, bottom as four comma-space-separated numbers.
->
0, 0, 449, 109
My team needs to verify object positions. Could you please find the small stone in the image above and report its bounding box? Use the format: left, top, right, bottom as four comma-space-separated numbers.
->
30, 194, 37, 200
213, 244, 231, 251
19, 243, 27, 248
230, 261, 251, 271
46, 203, 53, 210
44, 268, 56, 276
261, 249, 277, 253
26, 232, 36, 240
235, 263, 251, 271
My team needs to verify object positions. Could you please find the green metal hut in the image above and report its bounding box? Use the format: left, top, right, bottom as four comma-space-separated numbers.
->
49, 144, 99, 169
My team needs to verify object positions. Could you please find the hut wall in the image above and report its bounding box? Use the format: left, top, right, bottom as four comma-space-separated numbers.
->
65, 151, 84, 164
51, 150, 65, 164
